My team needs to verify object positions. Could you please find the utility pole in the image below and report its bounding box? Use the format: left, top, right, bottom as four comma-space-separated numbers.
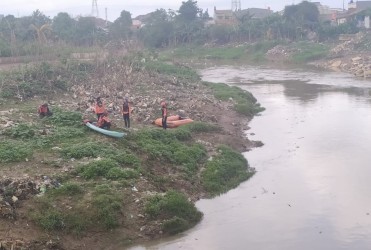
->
92, 0, 99, 18
231, 0, 241, 11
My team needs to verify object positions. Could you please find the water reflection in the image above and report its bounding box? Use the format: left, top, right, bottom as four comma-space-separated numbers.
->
126, 66, 371, 250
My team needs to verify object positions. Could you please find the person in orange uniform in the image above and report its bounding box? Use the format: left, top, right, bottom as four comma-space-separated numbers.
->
95, 97, 106, 120
122, 97, 131, 128
38, 103, 52, 118
161, 100, 167, 130
97, 112, 111, 130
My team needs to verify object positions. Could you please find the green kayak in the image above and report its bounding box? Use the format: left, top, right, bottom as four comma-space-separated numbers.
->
86, 122, 126, 138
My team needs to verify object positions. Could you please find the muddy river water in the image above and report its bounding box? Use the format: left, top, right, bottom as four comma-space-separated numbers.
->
129, 65, 371, 250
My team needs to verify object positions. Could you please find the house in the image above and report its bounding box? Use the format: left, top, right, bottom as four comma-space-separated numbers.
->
237, 8, 273, 19
213, 8, 236, 25
348, 0, 371, 12
336, 0, 371, 28
213, 7, 272, 25
312, 2, 345, 22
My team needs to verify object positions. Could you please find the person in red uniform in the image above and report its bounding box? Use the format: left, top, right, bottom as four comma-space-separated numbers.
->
161, 100, 167, 130
38, 103, 52, 118
95, 97, 106, 120
97, 112, 111, 130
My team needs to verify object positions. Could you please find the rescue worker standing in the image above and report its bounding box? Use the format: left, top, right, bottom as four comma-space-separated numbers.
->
95, 97, 106, 120
38, 103, 52, 118
122, 98, 131, 128
97, 112, 111, 130
161, 100, 167, 130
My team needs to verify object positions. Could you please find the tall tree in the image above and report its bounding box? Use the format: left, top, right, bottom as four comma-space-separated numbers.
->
52, 12, 76, 43
177, 0, 201, 22
74, 17, 97, 46
109, 10, 132, 40
138, 9, 174, 48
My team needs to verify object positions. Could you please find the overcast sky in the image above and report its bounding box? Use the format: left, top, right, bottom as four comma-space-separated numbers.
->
0, 0, 346, 21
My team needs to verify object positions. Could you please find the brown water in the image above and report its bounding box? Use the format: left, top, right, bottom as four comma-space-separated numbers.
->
129, 65, 371, 250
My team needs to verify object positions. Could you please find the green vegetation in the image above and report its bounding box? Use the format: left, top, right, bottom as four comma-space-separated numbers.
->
32, 184, 122, 234
132, 129, 207, 175
205, 82, 265, 116
144, 60, 199, 81
4, 123, 37, 139
291, 42, 330, 63
164, 46, 247, 60
0, 140, 33, 163
46, 109, 83, 127
202, 145, 255, 196
77, 159, 139, 180
145, 190, 203, 234
245, 41, 278, 62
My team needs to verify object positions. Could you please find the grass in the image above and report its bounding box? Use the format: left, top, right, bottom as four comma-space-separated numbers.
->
204, 82, 265, 116
164, 46, 247, 60
4, 123, 37, 139
31, 183, 123, 234
143, 60, 199, 81
291, 42, 329, 63
131, 129, 207, 174
145, 190, 203, 235
77, 159, 139, 180
245, 41, 278, 62
0, 140, 33, 163
201, 145, 255, 196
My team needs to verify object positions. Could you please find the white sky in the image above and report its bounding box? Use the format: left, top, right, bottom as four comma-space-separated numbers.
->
0, 0, 346, 21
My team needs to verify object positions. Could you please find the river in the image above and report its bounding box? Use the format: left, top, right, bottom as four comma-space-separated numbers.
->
129, 65, 371, 250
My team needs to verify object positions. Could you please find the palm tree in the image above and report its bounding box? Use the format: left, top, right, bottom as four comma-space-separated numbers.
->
30, 23, 51, 44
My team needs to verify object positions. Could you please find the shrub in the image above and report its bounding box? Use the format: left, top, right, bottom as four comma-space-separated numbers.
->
77, 159, 119, 179
61, 142, 116, 159
91, 185, 122, 229
48, 183, 83, 197
0, 141, 33, 163
205, 82, 264, 117
77, 159, 139, 180
145, 190, 202, 226
4, 123, 36, 139
110, 152, 141, 167
163, 216, 189, 235
52, 127, 86, 141
47, 109, 82, 127
37, 209, 64, 231
202, 145, 255, 196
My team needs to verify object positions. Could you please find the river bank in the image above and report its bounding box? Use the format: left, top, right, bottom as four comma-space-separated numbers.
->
0, 54, 263, 249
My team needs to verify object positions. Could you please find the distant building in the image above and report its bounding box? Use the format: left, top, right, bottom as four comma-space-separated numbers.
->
0, 14, 4, 20
213, 7, 272, 25
348, 0, 371, 12
132, 19, 142, 29
312, 2, 345, 23
238, 8, 273, 19
335, 1, 371, 28
213, 8, 236, 25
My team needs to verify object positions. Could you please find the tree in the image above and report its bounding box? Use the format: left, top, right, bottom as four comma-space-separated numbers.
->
177, 0, 202, 22
109, 10, 132, 40
30, 23, 51, 44
74, 17, 97, 46
138, 9, 174, 47
52, 12, 76, 43
283, 1, 319, 36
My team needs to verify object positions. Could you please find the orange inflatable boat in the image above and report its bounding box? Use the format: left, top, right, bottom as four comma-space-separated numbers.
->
154, 115, 193, 128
